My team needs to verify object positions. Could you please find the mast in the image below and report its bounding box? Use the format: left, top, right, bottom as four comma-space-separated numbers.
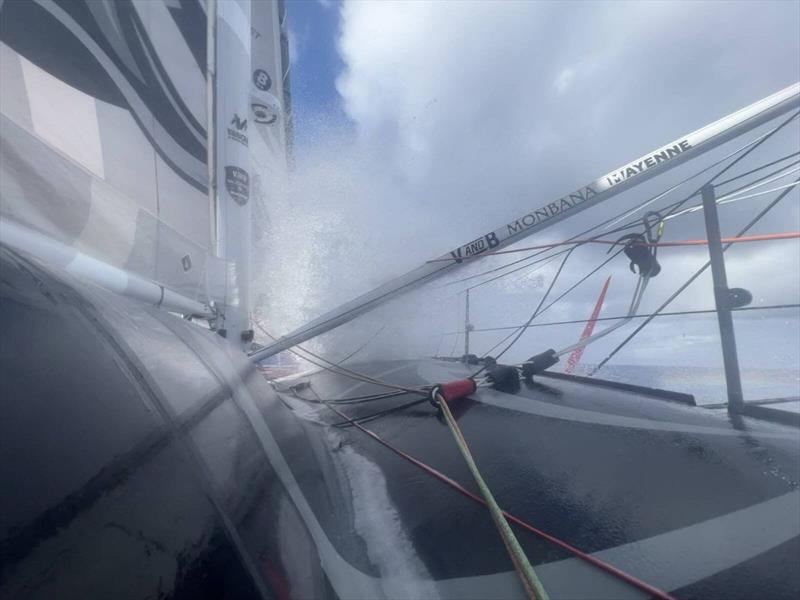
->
214, 0, 253, 347
207, 0, 218, 257
251, 83, 800, 361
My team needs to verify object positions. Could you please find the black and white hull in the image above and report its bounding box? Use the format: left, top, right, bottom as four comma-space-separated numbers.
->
2, 247, 797, 599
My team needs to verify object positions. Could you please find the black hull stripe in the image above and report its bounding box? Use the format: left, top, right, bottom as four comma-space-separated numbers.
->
35, 0, 207, 192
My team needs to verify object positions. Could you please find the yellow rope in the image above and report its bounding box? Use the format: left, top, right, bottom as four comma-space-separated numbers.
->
436, 392, 549, 600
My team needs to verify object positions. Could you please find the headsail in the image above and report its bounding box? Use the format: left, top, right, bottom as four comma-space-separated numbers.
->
564, 276, 611, 374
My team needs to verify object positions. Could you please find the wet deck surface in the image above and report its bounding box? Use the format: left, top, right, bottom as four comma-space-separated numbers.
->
265, 358, 800, 599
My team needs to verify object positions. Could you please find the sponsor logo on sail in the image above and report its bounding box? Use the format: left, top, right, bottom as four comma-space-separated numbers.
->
227, 114, 248, 146
252, 103, 278, 125
605, 140, 693, 187
253, 68, 272, 91
225, 166, 250, 206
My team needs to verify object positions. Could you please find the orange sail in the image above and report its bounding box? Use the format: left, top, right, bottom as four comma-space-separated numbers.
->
564, 276, 612, 374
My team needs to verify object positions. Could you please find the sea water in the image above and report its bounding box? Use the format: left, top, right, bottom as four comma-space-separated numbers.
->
574, 364, 800, 407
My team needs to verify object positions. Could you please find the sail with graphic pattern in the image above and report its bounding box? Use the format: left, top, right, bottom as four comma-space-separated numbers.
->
0, 0, 291, 322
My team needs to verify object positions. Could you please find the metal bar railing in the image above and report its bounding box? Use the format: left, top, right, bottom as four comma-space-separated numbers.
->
701, 184, 745, 412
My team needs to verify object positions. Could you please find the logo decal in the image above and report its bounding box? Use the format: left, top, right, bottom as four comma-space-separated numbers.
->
227, 113, 248, 146
228, 113, 248, 146
605, 140, 693, 187
225, 166, 250, 206
253, 68, 272, 91
449, 233, 499, 263
231, 114, 247, 130
505, 186, 597, 237
252, 102, 278, 125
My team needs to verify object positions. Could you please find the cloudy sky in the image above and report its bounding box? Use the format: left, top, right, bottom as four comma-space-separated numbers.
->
262, 0, 800, 388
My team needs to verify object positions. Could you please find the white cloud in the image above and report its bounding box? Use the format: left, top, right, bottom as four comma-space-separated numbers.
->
287, 27, 301, 66
553, 68, 575, 94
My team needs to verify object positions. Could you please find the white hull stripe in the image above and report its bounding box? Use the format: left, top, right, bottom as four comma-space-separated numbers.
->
424, 362, 798, 440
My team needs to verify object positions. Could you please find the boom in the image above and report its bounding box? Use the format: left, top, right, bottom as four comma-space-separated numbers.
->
250, 83, 800, 361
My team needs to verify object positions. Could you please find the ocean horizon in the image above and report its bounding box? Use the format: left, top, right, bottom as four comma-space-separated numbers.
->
571, 363, 800, 406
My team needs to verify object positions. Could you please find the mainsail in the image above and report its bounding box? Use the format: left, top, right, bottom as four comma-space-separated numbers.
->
0, 0, 291, 341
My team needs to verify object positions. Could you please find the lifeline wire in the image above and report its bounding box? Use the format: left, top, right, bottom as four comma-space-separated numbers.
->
647, 111, 800, 223
293, 388, 408, 405
666, 182, 800, 221
458, 182, 798, 357
474, 247, 576, 374
443, 303, 800, 335
336, 324, 387, 365
254, 320, 426, 395
477, 248, 625, 360
332, 397, 429, 427
592, 178, 800, 373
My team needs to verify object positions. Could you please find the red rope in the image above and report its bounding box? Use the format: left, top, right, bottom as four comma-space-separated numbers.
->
428, 231, 800, 262
323, 403, 675, 600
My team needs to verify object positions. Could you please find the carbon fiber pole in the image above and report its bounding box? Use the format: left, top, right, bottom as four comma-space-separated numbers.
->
701, 185, 745, 412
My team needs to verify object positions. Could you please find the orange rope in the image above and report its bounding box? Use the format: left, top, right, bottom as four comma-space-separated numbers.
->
428, 231, 800, 262
642, 231, 800, 247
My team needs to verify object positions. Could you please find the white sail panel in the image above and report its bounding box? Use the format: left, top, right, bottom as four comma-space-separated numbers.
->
249, 0, 292, 322
0, 0, 219, 306
20, 54, 105, 178
250, 0, 292, 158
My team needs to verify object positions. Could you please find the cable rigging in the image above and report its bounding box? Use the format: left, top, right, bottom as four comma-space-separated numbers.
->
451, 150, 797, 287
457, 179, 797, 380
433, 114, 799, 375
443, 302, 800, 335
254, 171, 796, 600
247, 97, 799, 600
444, 113, 798, 290
592, 178, 800, 374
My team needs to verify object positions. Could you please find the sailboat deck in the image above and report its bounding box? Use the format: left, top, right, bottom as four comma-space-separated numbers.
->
261, 357, 800, 599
